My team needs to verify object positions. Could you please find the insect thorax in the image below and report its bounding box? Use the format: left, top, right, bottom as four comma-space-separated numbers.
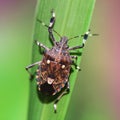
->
44, 46, 72, 64
37, 44, 72, 95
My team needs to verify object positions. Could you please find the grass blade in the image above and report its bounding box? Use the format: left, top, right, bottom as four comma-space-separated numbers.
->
28, 0, 96, 120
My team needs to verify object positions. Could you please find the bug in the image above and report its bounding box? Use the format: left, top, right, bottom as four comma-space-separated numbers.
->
26, 10, 98, 113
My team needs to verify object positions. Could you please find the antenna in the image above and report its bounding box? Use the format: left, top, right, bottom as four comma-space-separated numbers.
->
68, 35, 81, 41
37, 19, 62, 38
68, 29, 99, 41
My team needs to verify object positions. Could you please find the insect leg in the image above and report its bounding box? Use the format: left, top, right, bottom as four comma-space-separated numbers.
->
71, 55, 78, 60
48, 10, 56, 45
68, 43, 84, 50
54, 82, 70, 113
37, 10, 61, 44
75, 65, 81, 71
25, 61, 41, 79
72, 61, 81, 71
35, 40, 49, 51
68, 29, 98, 50
71, 56, 81, 70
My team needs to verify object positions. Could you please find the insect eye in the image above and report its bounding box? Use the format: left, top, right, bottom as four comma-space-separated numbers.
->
61, 65, 65, 69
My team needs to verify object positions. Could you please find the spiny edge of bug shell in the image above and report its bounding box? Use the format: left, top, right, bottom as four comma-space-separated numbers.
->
36, 75, 39, 79
36, 69, 40, 72
37, 82, 39, 85
38, 87, 41, 91
61, 83, 65, 88
52, 90, 57, 95
57, 88, 61, 93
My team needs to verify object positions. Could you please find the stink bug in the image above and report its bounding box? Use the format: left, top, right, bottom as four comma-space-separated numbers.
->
26, 10, 98, 112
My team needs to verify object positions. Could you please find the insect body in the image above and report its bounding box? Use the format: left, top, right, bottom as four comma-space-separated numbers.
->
36, 36, 72, 96
26, 10, 98, 112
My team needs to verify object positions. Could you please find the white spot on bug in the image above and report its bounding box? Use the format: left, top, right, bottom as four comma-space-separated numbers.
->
37, 82, 39, 85
54, 104, 57, 111
40, 43, 43, 46
61, 65, 65, 69
53, 12, 55, 17
83, 39, 86, 44
36, 75, 39, 79
36, 41, 40, 46
86, 30, 90, 35
36, 69, 39, 72
76, 66, 81, 70
49, 22, 53, 27
47, 59, 50, 64
38, 87, 41, 91
47, 77, 54, 84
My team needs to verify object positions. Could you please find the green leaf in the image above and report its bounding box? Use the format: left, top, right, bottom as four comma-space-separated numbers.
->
28, 0, 96, 120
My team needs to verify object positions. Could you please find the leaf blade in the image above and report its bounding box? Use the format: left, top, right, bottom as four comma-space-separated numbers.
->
28, 0, 96, 120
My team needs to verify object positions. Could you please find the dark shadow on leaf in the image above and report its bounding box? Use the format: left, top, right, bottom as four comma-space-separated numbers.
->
29, 71, 36, 81
70, 51, 82, 56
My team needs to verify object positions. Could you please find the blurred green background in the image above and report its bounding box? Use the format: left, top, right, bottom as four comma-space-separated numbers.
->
0, 0, 120, 120
0, 1, 36, 120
